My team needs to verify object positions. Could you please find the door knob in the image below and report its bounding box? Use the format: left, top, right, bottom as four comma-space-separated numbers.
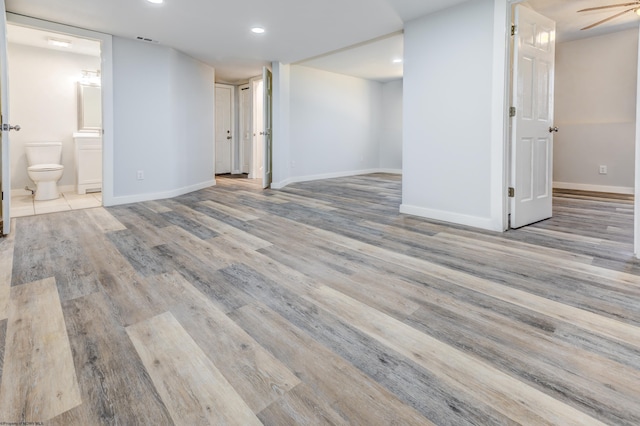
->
549, 126, 559, 133
2, 123, 20, 131
226, 136, 232, 140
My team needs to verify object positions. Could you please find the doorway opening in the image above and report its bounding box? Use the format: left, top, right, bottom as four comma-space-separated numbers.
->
7, 23, 104, 218
214, 67, 272, 188
506, 1, 637, 252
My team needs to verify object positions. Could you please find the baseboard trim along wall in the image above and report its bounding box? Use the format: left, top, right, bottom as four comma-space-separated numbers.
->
271, 168, 402, 190
553, 182, 634, 195
108, 179, 216, 206
399, 203, 500, 232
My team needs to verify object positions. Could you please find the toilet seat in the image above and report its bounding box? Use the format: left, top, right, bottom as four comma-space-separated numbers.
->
28, 164, 64, 172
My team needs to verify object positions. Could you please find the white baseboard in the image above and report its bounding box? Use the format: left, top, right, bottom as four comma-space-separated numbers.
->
399, 203, 502, 232
11, 184, 76, 196
553, 182, 634, 195
107, 179, 216, 206
271, 168, 402, 190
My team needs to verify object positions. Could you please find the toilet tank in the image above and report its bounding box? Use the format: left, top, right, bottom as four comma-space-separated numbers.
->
25, 142, 62, 166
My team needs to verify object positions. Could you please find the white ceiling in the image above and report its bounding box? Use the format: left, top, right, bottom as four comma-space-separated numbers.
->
6, 24, 101, 57
4, 0, 467, 84
526, 0, 640, 42
6, 1, 639, 85
297, 32, 403, 83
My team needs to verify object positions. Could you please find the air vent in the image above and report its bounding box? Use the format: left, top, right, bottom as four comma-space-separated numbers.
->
136, 36, 159, 43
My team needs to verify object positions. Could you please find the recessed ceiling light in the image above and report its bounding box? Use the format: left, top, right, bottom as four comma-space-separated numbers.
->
392, 58, 403, 64
48, 38, 72, 48
251, 27, 265, 34
147, 0, 163, 4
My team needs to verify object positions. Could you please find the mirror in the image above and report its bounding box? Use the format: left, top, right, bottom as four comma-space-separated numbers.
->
77, 83, 102, 132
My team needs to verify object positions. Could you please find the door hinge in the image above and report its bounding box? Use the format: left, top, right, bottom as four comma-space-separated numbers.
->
509, 107, 516, 118
511, 25, 517, 36
508, 187, 515, 198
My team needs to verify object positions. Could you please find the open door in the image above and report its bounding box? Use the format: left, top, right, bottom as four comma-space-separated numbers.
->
262, 66, 272, 189
510, 5, 556, 229
0, 2, 12, 235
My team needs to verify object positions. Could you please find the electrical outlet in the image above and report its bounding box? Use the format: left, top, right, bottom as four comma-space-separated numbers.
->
599, 165, 607, 175
137, 170, 144, 180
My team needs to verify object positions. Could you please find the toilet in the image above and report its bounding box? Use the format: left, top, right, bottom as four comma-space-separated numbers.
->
25, 142, 64, 201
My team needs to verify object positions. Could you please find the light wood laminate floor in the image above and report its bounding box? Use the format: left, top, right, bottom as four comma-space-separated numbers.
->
1, 173, 639, 425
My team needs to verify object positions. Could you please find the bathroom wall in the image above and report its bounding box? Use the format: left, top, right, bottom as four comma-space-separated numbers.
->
8, 42, 100, 191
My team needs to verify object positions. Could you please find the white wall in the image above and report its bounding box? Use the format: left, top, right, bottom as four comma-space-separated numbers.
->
554, 28, 638, 193
169, 49, 216, 188
380, 79, 403, 171
272, 62, 291, 186
112, 37, 214, 203
275, 65, 383, 186
8, 43, 100, 190
402, 0, 503, 230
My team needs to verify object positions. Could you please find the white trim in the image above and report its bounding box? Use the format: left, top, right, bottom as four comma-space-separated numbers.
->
238, 83, 251, 175
215, 83, 235, 174
271, 168, 402, 189
399, 203, 500, 232
493, 0, 511, 232
635, 26, 640, 258
11, 184, 86, 196
553, 182, 634, 195
110, 180, 216, 206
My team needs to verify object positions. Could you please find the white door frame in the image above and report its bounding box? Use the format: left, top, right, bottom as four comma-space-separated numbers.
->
634, 29, 640, 258
238, 83, 252, 175
6, 13, 114, 207
250, 75, 264, 180
214, 83, 235, 174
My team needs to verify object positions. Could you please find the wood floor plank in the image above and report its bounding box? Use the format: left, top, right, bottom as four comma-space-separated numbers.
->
4, 174, 639, 424
200, 199, 261, 221
312, 227, 640, 350
223, 265, 515, 425
170, 203, 272, 250
308, 284, 606, 425
126, 311, 262, 426
107, 229, 170, 277
107, 204, 169, 247
257, 383, 349, 426
149, 271, 301, 413
0, 277, 81, 423
54, 291, 173, 425
231, 302, 433, 425
0, 318, 6, 387
10, 214, 55, 287
83, 206, 127, 233
0, 222, 15, 320
160, 209, 220, 240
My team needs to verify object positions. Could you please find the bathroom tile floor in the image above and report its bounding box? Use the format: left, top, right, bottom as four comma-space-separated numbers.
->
10, 191, 102, 217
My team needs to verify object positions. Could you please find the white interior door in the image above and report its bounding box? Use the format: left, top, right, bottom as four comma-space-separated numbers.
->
0, 3, 11, 235
239, 85, 252, 174
262, 67, 272, 189
215, 84, 233, 175
510, 5, 556, 229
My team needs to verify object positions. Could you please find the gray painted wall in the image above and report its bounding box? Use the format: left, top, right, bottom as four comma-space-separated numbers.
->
112, 37, 214, 201
554, 28, 638, 192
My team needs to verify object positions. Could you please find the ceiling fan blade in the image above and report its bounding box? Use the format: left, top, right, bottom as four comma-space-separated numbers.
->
581, 7, 636, 30
578, 2, 638, 12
